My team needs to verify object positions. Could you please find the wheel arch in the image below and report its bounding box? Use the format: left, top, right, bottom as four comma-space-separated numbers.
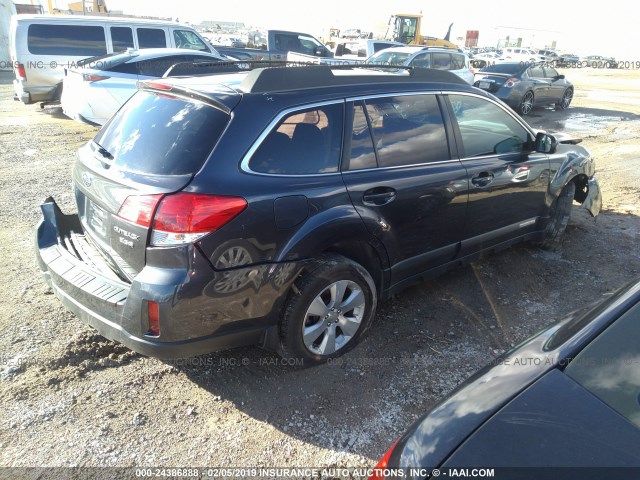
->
274, 206, 390, 294
571, 173, 589, 203
323, 240, 387, 297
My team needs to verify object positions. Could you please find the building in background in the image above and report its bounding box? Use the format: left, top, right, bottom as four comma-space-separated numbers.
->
494, 25, 558, 50
14, 2, 43, 14
67, 0, 107, 14
465, 30, 479, 47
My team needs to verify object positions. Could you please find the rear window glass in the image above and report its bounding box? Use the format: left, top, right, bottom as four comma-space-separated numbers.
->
27, 24, 107, 56
481, 63, 524, 74
93, 91, 228, 175
249, 103, 343, 175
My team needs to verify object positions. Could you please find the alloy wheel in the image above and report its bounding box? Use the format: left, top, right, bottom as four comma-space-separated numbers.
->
521, 91, 534, 115
302, 280, 365, 355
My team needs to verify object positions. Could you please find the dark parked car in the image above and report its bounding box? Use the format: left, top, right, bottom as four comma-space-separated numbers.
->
556, 53, 580, 67
371, 279, 640, 478
474, 62, 574, 115
35, 65, 601, 365
582, 55, 618, 68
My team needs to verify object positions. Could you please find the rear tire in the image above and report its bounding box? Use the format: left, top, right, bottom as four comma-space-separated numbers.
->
538, 182, 575, 250
279, 254, 376, 366
519, 91, 534, 115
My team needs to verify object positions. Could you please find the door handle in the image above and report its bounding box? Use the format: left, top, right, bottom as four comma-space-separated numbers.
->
471, 172, 494, 187
363, 187, 396, 206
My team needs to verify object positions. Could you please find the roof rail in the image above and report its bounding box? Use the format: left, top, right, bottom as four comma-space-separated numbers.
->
239, 64, 467, 93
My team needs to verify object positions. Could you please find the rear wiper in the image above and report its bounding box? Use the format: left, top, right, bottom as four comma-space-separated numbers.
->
93, 142, 113, 160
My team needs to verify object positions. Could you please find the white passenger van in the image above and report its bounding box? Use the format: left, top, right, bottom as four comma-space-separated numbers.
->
9, 14, 219, 104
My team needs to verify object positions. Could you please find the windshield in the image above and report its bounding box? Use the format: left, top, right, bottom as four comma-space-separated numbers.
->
366, 51, 411, 65
93, 91, 229, 175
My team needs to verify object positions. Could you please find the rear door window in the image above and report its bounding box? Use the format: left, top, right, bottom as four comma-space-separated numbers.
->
27, 24, 107, 56
410, 53, 431, 68
451, 53, 466, 69
137, 28, 167, 48
361, 94, 450, 167
432, 53, 452, 70
93, 91, 229, 175
544, 66, 560, 78
249, 103, 343, 175
528, 66, 545, 78
346, 103, 377, 170
110, 26, 134, 52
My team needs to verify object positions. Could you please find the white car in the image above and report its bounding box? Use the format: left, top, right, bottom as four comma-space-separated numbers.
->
61, 48, 228, 125
499, 47, 545, 63
365, 46, 474, 84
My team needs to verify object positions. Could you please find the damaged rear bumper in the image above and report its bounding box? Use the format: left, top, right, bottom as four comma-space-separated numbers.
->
35, 198, 288, 359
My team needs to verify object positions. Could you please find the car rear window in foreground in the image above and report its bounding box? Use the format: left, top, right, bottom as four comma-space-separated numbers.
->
94, 91, 228, 175
564, 301, 640, 428
481, 63, 524, 75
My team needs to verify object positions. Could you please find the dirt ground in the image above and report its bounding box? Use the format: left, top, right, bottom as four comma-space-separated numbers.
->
0, 67, 639, 471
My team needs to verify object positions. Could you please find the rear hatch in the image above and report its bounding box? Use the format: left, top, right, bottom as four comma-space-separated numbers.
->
74, 87, 238, 281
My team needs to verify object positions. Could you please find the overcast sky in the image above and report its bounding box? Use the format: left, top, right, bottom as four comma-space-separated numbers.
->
99, 0, 638, 57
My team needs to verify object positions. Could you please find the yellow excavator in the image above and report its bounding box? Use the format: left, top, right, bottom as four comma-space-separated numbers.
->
387, 14, 457, 49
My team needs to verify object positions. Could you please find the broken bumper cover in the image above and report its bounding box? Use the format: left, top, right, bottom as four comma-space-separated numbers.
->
583, 177, 602, 217
35, 198, 269, 359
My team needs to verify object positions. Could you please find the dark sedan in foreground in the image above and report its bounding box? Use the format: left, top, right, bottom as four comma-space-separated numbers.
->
372, 279, 640, 479
474, 62, 573, 115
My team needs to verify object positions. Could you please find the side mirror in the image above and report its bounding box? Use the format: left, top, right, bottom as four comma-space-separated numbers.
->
535, 132, 558, 154
556, 74, 565, 80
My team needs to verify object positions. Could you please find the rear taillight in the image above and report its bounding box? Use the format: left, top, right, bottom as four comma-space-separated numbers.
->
369, 440, 400, 480
83, 73, 110, 82
151, 193, 247, 246
117, 194, 163, 227
117, 193, 247, 246
504, 77, 519, 88
15, 62, 26, 80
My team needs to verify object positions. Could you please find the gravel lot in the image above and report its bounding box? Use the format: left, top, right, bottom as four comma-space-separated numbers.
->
0, 68, 639, 471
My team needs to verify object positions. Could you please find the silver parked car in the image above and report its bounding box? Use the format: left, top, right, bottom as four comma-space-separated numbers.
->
365, 46, 474, 84
61, 48, 229, 125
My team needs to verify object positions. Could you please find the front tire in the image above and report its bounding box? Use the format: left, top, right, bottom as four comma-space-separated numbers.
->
538, 181, 575, 250
279, 254, 377, 366
556, 88, 573, 110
